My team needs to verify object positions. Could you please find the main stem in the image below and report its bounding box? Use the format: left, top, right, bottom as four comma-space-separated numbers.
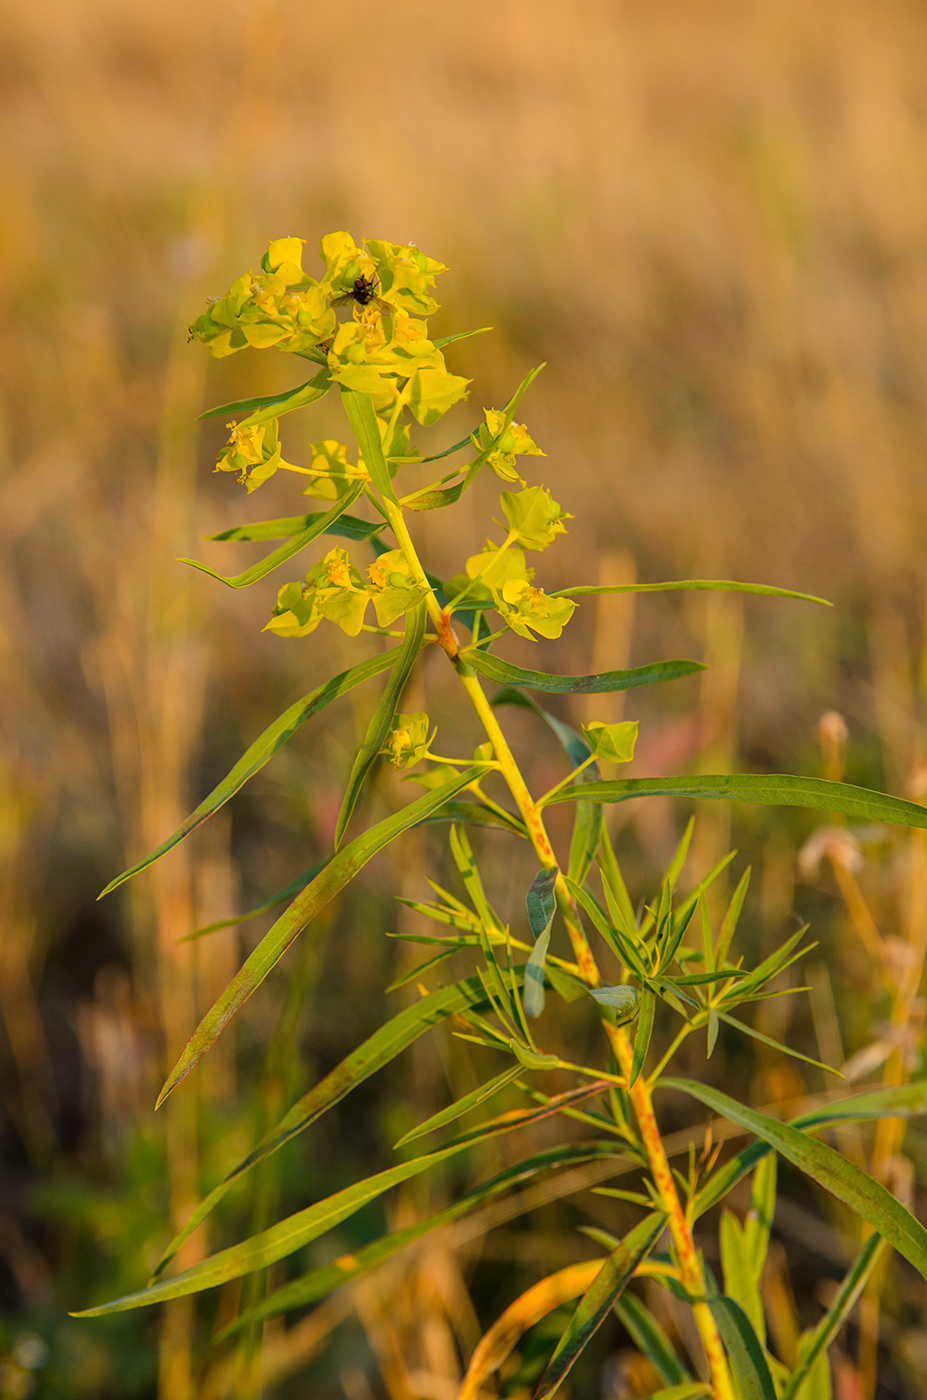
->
384, 495, 735, 1400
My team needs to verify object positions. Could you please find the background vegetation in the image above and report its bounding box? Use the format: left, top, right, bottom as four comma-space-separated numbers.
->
4, 0, 927, 1395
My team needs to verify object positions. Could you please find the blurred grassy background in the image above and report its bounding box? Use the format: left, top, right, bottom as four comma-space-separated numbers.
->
5, 0, 927, 1395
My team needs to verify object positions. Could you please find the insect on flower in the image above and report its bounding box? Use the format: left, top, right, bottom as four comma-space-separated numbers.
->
331, 272, 386, 309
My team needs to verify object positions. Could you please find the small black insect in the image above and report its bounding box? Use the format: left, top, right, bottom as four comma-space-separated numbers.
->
332, 273, 381, 308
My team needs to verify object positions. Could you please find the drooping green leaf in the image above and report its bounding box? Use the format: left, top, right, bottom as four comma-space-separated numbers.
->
152, 967, 521, 1278
463, 650, 705, 695
340, 386, 398, 503
179, 482, 365, 588
334, 603, 426, 847
207, 511, 384, 544
219, 1142, 619, 1336
551, 579, 830, 606
77, 1120, 589, 1318
534, 1212, 666, 1399
630, 988, 656, 1085
155, 768, 481, 1109
546, 773, 927, 830
394, 1066, 523, 1148
782, 1233, 883, 1400
613, 1293, 690, 1386
99, 648, 399, 898
707, 1295, 776, 1400
663, 1080, 927, 1278
693, 1079, 927, 1218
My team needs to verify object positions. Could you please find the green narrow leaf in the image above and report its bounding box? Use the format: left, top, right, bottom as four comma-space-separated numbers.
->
630, 989, 656, 1085
716, 1012, 839, 1076
693, 1080, 927, 1219
99, 649, 398, 898
394, 1066, 522, 1147
178, 860, 329, 941
340, 386, 398, 503
207, 511, 384, 544
524, 923, 552, 1019
782, 1233, 882, 1400
526, 868, 558, 938
707, 1009, 720, 1058
151, 968, 518, 1279
663, 1079, 927, 1278
744, 1155, 777, 1278
76, 1083, 611, 1320
220, 1143, 618, 1336
197, 368, 331, 423
707, 1295, 776, 1400
715, 869, 751, 967
534, 1212, 666, 1399
546, 773, 927, 831
551, 579, 830, 606
334, 603, 426, 847
720, 1211, 765, 1344
179, 481, 364, 588
155, 768, 481, 1109
463, 650, 705, 695
613, 1293, 690, 1386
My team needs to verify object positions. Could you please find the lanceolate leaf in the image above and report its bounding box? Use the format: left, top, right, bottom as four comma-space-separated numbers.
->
462, 651, 705, 695
693, 1080, 927, 1218
178, 860, 329, 941
663, 1080, 927, 1278
75, 1135, 621, 1318
197, 368, 331, 423
152, 967, 524, 1278
707, 1295, 777, 1400
99, 649, 399, 898
334, 603, 426, 847
207, 511, 384, 544
630, 989, 656, 1085
547, 774, 927, 831
613, 1293, 690, 1386
155, 768, 482, 1109
341, 386, 398, 503
551, 579, 830, 606
220, 1143, 620, 1336
394, 1066, 523, 1148
179, 482, 365, 588
781, 1233, 883, 1400
534, 1212, 666, 1399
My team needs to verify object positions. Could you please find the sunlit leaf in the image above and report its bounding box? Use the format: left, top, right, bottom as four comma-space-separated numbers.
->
207, 510, 384, 543
693, 1080, 927, 1218
463, 650, 705, 695
664, 1079, 927, 1277
394, 1066, 522, 1147
197, 367, 331, 422
220, 1143, 620, 1336
179, 482, 365, 588
547, 773, 927, 830
99, 648, 399, 898
152, 966, 522, 1278
707, 1295, 776, 1400
334, 604, 426, 846
534, 1212, 666, 1398
340, 386, 398, 503
155, 768, 481, 1109
551, 579, 830, 606
782, 1233, 883, 1400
